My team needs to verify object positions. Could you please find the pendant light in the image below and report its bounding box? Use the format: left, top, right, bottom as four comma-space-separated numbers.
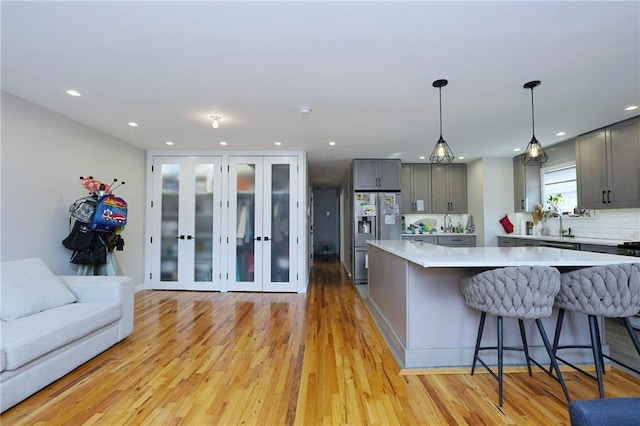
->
429, 79, 454, 164
521, 80, 548, 165
210, 115, 221, 129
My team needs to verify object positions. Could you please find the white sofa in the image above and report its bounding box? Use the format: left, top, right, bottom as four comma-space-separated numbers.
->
0, 257, 134, 412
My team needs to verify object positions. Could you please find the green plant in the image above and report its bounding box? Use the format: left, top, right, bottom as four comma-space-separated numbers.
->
547, 193, 563, 210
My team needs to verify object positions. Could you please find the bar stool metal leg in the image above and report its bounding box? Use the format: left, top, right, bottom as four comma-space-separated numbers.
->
518, 319, 533, 376
498, 316, 504, 407
471, 311, 486, 375
536, 319, 571, 403
622, 317, 640, 356
588, 315, 605, 398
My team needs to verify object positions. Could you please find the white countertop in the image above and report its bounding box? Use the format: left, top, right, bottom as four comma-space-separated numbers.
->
368, 240, 638, 268
498, 234, 626, 247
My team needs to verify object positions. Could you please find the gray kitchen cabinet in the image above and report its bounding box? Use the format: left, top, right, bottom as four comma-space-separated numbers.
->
402, 234, 438, 244
437, 235, 476, 247
353, 159, 401, 190
514, 154, 541, 212
576, 117, 640, 209
401, 164, 431, 213
579, 243, 618, 255
431, 164, 467, 213
517, 239, 541, 247
497, 237, 517, 247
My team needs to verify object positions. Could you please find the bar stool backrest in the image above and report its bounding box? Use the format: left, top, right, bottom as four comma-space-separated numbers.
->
460, 266, 560, 319
556, 263, 640, 317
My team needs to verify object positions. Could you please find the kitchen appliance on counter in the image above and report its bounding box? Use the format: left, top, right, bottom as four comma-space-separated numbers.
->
617, 241, 640, 257
353, 192, 402, 284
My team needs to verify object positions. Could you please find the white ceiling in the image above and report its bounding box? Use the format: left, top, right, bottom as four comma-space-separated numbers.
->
2, 1, 639, 188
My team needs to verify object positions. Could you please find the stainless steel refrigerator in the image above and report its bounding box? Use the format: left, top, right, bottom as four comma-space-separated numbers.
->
353, 192, 402, 284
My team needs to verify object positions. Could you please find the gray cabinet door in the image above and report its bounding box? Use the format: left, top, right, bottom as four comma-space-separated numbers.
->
448, 164, 467, 213
514, 155, 541, 212
377, 160, 401, 190
401, 164, 431, 213
576, 130, 608, 209
353, 160, 379, 190
430, 165, 450, 213
497, 237, 516, 247
609, 119, 640, 208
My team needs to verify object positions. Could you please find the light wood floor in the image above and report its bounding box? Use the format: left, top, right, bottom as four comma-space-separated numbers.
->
2, 260, 639, 425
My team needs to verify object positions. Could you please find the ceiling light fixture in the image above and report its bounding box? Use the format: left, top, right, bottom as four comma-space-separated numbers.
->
66, 90, 81, 97
210, 115, 221, 128
429, 79, 454, 164
329, 141, 336, 146
624, 105, 639, 111
521, 80, 548, 166
166, 141, 174, 146
299, 106, 312, 115
220, 141, 227, 146
274, 141, 282, 146
128, 122, 138, 127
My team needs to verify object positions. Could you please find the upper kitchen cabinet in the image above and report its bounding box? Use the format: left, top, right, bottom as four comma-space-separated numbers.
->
576, 117, 640, 209
401, 163, 431, 213
352, 159, 401, 190
514, 154, 541, 212
431, 164, 467, 213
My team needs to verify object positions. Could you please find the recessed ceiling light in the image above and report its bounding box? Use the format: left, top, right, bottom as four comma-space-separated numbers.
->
624, 105, 639, 111
166, 141, 174, 146
458, 156, 465, 160
66, 90, 81, 97
329, 141, 336, 146
274, 141, 282, 146
419, 156, 426, 160
326, 155, 334, 159
299, 106, 312, 115
556, 131, 566, 136
128, 122, 138, 127
220, 141, 228, 146
513, 148, 521, 152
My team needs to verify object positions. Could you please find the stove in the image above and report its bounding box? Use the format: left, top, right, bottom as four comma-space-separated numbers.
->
617, 241, 640, 257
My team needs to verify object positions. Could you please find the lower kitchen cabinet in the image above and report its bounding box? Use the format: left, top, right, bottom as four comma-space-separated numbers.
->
403, 234, 476, 247
497, 237, 517, 247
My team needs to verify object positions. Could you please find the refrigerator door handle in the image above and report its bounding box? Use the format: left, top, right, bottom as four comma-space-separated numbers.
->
365, 252, 368, 269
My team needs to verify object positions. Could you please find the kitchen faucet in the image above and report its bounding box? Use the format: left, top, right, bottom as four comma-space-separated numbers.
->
444, 213, 452, 233
547, 210, 567, 237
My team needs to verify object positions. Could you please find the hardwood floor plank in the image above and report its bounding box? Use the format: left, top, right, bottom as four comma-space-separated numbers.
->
2, 260, 639, 425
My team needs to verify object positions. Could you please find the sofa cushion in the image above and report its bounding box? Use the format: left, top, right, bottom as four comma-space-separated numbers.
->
0, 302, 120, 370
0, 258, 77, 321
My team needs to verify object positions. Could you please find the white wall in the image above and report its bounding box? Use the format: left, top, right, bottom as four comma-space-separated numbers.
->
1, 93, 146, 283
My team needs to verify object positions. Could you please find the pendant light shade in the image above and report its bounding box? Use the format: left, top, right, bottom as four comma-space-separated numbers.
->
521, 80, 548, 166
429, 79, 454, 164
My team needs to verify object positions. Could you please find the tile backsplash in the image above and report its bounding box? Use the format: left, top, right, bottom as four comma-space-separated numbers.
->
515, 208, 640, 241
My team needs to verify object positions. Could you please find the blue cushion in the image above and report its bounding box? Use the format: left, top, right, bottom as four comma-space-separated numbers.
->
569, 398, 640, 426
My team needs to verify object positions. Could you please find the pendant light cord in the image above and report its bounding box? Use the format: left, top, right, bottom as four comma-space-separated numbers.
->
439, 87, 443, 137
530, 87, 535, 137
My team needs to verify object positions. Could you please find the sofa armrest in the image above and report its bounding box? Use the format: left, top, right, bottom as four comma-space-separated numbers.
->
57, 275, 134, 340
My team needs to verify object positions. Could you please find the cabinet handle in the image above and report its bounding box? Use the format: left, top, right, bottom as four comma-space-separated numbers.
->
521, 200, 525, 210
255, 236, 262, 241
264, 236, 270, 241
602, 191, 606, 204
607, 190, 611, 204
186, 235, 193, 240
177, 235, 185, 239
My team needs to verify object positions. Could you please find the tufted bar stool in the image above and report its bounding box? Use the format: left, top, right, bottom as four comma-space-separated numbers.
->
552, 263, 640, 398
460, 266, 570, 407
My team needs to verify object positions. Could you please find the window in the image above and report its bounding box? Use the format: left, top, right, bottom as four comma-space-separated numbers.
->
542, 163, 577, 214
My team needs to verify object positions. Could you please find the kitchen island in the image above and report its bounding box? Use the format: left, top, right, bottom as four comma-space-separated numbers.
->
366, 240, 638, 369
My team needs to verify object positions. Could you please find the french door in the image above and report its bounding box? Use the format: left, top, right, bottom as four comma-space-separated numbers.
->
228, 156, 298, 292
149, 156, 223, 290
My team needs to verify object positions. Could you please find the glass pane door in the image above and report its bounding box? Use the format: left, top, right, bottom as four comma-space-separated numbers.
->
150, 156, 222, 290
263, 157, 298, 292
228, 157, 263, 292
